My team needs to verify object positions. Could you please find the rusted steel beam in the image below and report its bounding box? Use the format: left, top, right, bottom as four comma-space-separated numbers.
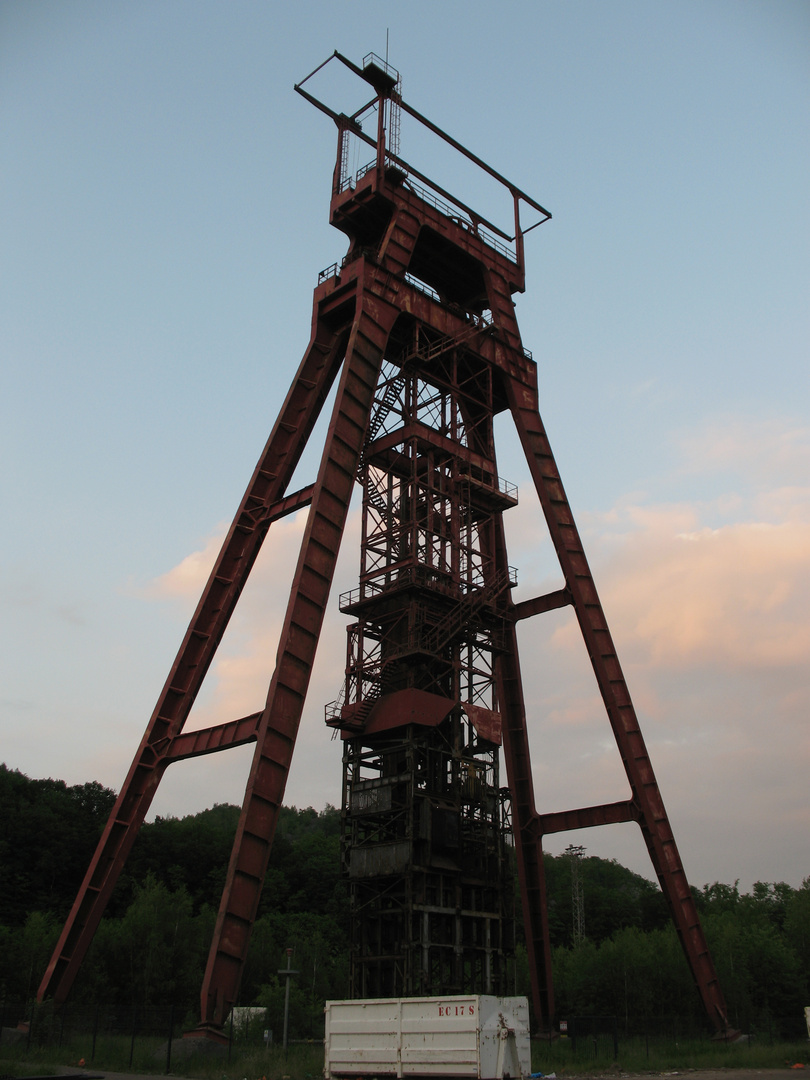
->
397, 97, 552, 222
511, 586, 572, 621
197, 268, 400, 1032
261, 483, 315, 524
503, 357, 734, 1037
37, 319, 348, 1008
478, 502, 553, 1028
496, 611, 555, 1026
301, 50, 551, 231
162, 713, 263, 762
537, 800, 639, 836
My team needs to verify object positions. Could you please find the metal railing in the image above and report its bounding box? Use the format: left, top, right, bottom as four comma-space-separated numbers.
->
403, 177, 517, 264
318, 262, 340, 284
335, 158, 518, 266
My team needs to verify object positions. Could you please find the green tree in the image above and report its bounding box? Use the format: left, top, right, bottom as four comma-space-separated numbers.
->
99, 872, 204, 1013
117, 803, 240, 915
784, 877, 810, 977
0, 911, 60, 1002
0, 764, 115, 924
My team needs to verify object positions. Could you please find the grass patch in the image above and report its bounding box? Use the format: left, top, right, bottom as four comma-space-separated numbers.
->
196, 1042, 325, 1080
532, 1034, 810, 1074
2, 1033, 808, 1079
0, 1038, 324, 1080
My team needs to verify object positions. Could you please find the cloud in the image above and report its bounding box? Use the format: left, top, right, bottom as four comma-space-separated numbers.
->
141, 506, 360, 739
513, 415, 810, 673
140, 504, 360, 818
590, 513, 810, 670
143, 527, 227, 600
675, 415, 810, 490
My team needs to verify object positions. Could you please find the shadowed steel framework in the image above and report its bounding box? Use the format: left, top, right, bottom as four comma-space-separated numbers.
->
37, 51, 736, 1040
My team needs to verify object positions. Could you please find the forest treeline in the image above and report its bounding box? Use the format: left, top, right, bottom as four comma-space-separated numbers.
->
1, 763, 807, 1037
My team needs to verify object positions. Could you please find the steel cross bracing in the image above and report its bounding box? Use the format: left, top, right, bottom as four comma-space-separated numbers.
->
37, 50, 735, 1040
331, 342, 519, 1001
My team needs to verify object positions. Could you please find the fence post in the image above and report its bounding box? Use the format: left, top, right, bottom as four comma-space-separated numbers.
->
129, 1006, 137, 1068
612, 1016, 618, 1060
91, 1003, 99, 1062
165, 1004, 174, 1074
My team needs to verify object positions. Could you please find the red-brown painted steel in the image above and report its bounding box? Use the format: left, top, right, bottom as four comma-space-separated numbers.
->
492, 524, 556, 1023
38, 310, 348, 1006
501, 358, 732, 1033
198, 267, 402, 1030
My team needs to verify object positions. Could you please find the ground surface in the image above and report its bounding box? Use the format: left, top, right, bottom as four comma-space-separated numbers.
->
558, 1073, 800, 1080
46, 1070, 805, 1080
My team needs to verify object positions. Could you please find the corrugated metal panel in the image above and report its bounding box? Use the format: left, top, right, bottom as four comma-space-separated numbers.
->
351, 784, 394, 814
349, 840, 412, 877
324, 995, 530, 1079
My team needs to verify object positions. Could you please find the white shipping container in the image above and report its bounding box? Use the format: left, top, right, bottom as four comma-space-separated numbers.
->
324, 995, 530, 1080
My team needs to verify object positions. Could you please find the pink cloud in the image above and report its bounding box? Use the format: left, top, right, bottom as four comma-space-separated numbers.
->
506, 414, 809, 887
599, 515, 810, 669
143, 508, 361, 744
141, 527, 227, 600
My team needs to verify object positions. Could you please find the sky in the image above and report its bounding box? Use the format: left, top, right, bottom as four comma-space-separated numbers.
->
2, 1, 808, 896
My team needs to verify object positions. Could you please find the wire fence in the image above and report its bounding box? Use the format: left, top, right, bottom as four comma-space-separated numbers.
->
0, 999, 281, 1071
544, 1012, 810, 1072
1, 999, 807, 1074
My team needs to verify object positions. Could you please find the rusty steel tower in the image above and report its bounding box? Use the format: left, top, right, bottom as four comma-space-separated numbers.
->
38, 51, 735, 1039
328, 353, 519, 999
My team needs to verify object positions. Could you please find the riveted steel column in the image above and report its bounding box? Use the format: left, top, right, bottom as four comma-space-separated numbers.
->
198, 266, 400, 1030
37, 321, 347, 1008
504, 363, 732, 1034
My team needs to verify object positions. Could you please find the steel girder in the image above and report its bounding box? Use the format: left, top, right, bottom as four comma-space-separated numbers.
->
37, 257, 402, 1031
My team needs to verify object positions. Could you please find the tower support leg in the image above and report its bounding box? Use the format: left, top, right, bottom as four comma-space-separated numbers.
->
504, 365, 733, 1034
37, 260, 399, 1025
197, 290, 398, 1030
37, 320, 347, 1007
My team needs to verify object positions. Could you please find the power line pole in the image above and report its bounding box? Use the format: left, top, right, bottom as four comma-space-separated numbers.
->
279, 947, 298, 1058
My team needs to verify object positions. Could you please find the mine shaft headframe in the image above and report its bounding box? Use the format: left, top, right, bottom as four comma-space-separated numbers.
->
294, 50, 552, 280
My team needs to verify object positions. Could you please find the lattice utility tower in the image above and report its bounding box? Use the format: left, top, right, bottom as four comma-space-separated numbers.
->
565, 844, 586, 945
38, 51, 736, 1040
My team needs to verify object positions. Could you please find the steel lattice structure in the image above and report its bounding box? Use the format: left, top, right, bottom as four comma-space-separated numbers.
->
330, 358, 518, 999
38, 51, 735, 1040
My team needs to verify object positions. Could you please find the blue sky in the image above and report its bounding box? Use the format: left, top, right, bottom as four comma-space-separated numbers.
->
2, 1, 808, 893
